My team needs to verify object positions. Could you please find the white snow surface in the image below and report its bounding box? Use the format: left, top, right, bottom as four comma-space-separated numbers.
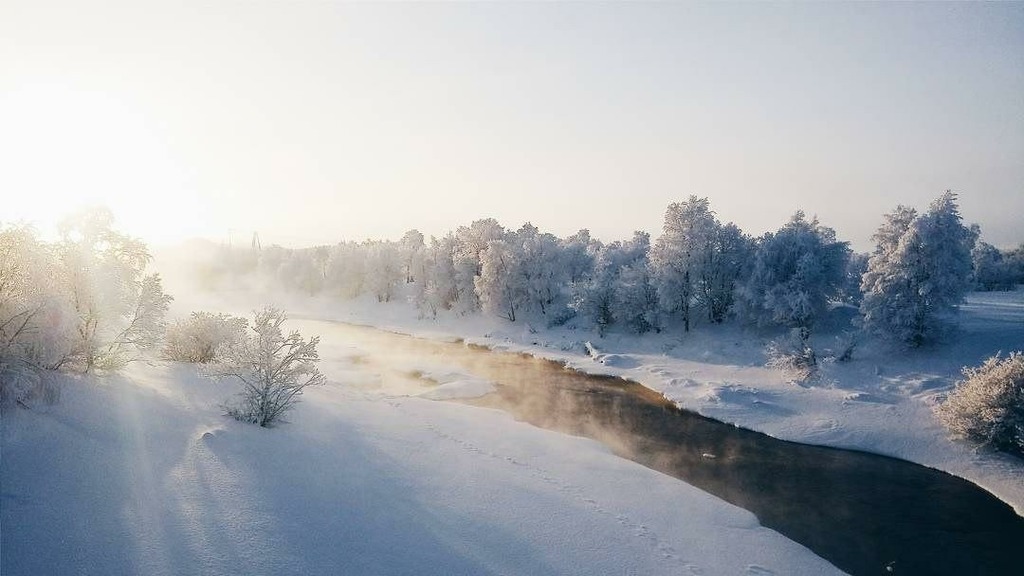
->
167, 284, 1024, 515
1, 358, 838, 575
6, 283, 1022, 575
416, 377, 497, 401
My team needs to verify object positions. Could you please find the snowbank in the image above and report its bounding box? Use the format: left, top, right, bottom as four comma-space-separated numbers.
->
2, 360, 839, 575
176, 286, 1024, 514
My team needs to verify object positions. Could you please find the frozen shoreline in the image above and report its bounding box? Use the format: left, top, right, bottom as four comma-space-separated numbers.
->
188, 286, 1024, 515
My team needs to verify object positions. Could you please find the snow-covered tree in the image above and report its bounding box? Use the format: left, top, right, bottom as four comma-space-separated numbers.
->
614, 259, 659, 334
650, 197, 719, 332
612, 232, 659, 334
936, 352, 1024, 456
0, 223, 72, 403
561, 229, 598, 290
278, 249, 323, 295
363, 241, 402, 303
54, 208, 172, 371
325, 242, 366, 299
399, 229, 425, 284
475, 237, 524, 322
214, 307, 325, 427
0, 225, 64, 365
573, 243, 621, 333
517, 224, 571, 320
453, 219, 505, 315
697, 222, 753, 323
100, 273, 172, 367
1003, 244, 1024, 287
860, 192, 977, 347
736, 211, 850, 330
971, 241, 1015, 291
838, 252, 869, 305
164, 311, 247, 363
574, 231, 649, 334
417, 234, 459, 316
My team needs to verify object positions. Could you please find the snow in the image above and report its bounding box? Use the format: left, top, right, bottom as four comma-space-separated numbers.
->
176, 284, 1024, 515
5, 279, 1022, 574
417, 379, 496, 401
1, 359, 838, 575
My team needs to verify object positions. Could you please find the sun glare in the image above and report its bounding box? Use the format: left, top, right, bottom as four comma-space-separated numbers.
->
0, 82, 207, 245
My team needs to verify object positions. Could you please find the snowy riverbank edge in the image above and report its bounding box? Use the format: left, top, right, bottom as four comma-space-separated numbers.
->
175, 288, 1024, 516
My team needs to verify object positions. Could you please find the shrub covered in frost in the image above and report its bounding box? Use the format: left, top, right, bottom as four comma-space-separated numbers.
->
212, 307, 325, 427
765, 327, 818, 382
164, 311, 246, 363
0, 360, 60, 407
936, 352, 1024, 457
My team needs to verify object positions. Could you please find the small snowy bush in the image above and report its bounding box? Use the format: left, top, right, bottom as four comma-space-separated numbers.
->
765, 327, 818, 382
164, 312, 246, 363
212, 307, 325, 427
936, 352, 1024, 456
0, 360, 60, 408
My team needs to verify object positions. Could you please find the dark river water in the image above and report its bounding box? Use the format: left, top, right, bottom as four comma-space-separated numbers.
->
307, 320, 1024, 576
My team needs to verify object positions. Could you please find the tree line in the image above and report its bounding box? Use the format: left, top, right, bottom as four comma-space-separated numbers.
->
200, 191, 1020, 347
2, 194, 1021, 444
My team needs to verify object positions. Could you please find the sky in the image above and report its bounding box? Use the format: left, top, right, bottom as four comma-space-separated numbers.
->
1, 1, 1022, 252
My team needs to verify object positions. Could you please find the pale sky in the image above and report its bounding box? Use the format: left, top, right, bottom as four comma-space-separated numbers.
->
2, 1, 1022, 251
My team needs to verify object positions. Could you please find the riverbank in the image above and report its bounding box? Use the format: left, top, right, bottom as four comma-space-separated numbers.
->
2, 328, 842, 576
173, 286, 1024, 515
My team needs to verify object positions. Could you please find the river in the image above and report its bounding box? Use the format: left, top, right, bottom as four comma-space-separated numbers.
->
297, 318, 1024, 576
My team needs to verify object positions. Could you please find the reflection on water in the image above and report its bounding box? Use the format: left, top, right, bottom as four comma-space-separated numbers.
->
306, 320, 1024, 576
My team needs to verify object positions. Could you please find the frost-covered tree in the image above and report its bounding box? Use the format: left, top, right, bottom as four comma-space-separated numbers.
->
1003, 243, 1024, 287
164, 311, 247, 363
561, 229, 598, 290
517, 224, 571, 319
101, 273, 172, 365
860, 192, 977, 347
325, 242, 366, 299
936, 352, 1024, 456
452, 219, 505, 315
614, 259, 659, 334
417, 233, 459, 316
214, 307, 325, 427
612, 232, 659, 334
399, 229, 425, 284
650, 197, 719, 332
971, 241, 1015, 291
0, 224, 73, 403
698, 222, 753, 323
278, 249, 323, 295
1, 210, 171, 401
736, 211, 850, 331
54, 208, 172, 371
574, 241, 623, 332
363, 241, 402, 303
0, 225, 66, 366
475, 236, 524, 322
473, 223, 576, 324
574, 231, 649, 334
838, 252, 869, 305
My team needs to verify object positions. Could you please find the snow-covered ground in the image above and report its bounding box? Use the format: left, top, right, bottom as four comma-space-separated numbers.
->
4, 283, 1021, 575
1, 349, 839, 575
170, 284, 1024, 516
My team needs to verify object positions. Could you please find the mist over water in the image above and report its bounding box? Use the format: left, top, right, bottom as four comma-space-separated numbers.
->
306, 319, 1024, 576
